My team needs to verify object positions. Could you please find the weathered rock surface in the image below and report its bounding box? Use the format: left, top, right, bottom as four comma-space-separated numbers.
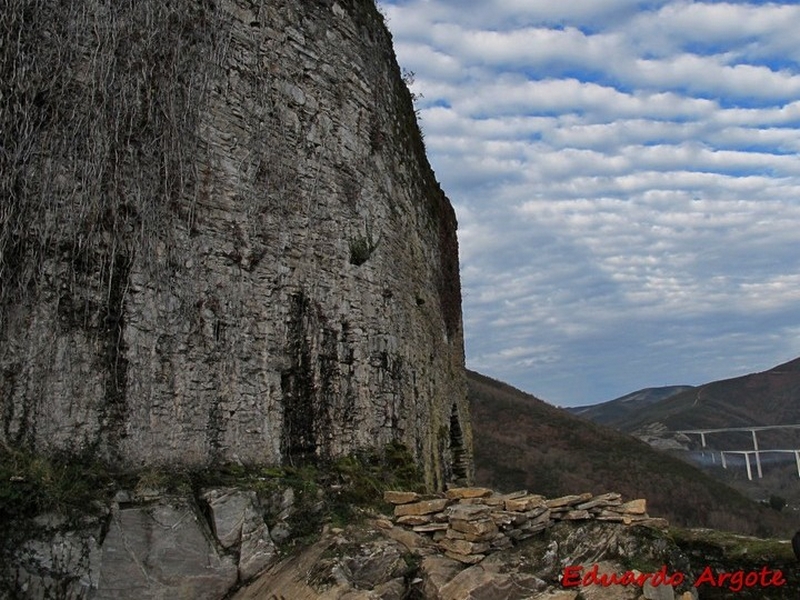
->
94, 501, 238, 600
230, 508, 715, 600
9, 518, 104, 600
6, 484, 797, 599
202, 488, 277, 579
3, 485, 294, 599
0, 0, 471, 489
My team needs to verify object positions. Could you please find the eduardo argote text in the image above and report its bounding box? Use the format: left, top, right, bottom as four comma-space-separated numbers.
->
562, 564, 786, 593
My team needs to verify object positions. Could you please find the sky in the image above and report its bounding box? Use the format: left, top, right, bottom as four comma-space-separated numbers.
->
376, 0, 800, 407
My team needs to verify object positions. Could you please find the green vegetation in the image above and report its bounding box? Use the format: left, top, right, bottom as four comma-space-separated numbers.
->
670, 527, 796, 563
0, 441, 424, 556
0, 446, 114, 523
348, 223, 379, 266
669, 527, 799, 598
194, 441, 424, 543
0, 446, 116, 578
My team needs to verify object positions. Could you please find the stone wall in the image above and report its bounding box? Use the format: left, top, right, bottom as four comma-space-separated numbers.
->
383, 487, 668, 565
0, 0, 470, 488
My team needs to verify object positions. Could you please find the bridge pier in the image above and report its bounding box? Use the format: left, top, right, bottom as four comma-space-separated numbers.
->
744, 453, 753, 481
751, 430, 763, 479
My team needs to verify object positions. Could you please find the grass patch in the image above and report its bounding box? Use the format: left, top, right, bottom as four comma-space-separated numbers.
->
669, 527, 795, 562
325, 440, 425, 524
0, 441, 425, 561
0, 446, 114, 523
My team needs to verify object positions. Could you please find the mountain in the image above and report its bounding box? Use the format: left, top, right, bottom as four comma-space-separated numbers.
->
599, 356, 800, 434
466, 369, 796, 538
568, 385, 694, 428
571, 357, 800, 458
567, 357, 800, 508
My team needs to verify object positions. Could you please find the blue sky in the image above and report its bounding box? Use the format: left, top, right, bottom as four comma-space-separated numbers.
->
377, 0, 800, 407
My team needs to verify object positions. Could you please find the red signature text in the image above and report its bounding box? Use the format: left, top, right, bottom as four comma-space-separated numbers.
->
562, 564, 682, 588
692, 565, 785, 593
562, 564, 786, 593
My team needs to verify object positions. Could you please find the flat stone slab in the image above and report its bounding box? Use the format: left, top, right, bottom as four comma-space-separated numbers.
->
450, 517, 498, 541
396, 515, 432, 526
575, 492, 622, 510
438, 538, 490, 556
394, 498, 449, 517
384, 491, 422, 505
562, 509, 592, 520
615, 499, 647, 515
629, 517, 669, 530
445, 487, 493, 500
545, 493, 593, 509
95, 502, 238, 600
504, 494, 545, 512
448, 504, 490, 521
412, 523, 450, 533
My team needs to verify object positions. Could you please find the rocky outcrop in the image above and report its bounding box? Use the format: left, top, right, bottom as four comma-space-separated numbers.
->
0, 0, 470, 488
232, 494, 706, 600
201, 488, 277, 581
7, 488, 276, 599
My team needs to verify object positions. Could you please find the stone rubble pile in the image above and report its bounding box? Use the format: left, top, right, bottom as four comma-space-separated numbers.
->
384, 487, 668, 565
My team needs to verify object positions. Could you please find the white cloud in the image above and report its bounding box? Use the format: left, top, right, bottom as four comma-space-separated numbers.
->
626, 2, 800, 61
628, 54, 800, 100
380, 0, 800, 406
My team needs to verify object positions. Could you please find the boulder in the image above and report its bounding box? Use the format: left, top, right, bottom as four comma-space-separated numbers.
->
94, 501, 238, 600
202, 488, 277, 580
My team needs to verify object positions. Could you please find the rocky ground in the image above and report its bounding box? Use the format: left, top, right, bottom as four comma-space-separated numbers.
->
5, 484, 797, 599
232, 487, 798, 600
234, 514, 686, 600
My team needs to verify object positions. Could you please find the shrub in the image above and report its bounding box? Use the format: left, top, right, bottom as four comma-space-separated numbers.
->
349, 223, 379, 266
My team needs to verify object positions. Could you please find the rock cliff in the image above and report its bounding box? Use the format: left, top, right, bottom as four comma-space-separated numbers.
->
0, 0, 470, 488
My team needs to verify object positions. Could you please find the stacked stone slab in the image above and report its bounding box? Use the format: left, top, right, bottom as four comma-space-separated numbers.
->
385, 487, 668, 564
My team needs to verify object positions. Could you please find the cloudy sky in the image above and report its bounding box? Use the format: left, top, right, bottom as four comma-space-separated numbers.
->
377, 0, 800, 407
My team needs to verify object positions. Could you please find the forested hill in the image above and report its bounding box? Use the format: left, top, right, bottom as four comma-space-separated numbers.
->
466, 369, 795, 537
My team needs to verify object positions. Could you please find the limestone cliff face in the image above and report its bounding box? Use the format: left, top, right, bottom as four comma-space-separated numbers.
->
0, 0, 471, 488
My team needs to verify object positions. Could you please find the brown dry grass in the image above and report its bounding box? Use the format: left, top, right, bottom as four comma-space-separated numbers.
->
0, 0, 217, 332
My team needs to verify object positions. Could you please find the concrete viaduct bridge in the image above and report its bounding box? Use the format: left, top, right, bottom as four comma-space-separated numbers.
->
672, 424, 800, 481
